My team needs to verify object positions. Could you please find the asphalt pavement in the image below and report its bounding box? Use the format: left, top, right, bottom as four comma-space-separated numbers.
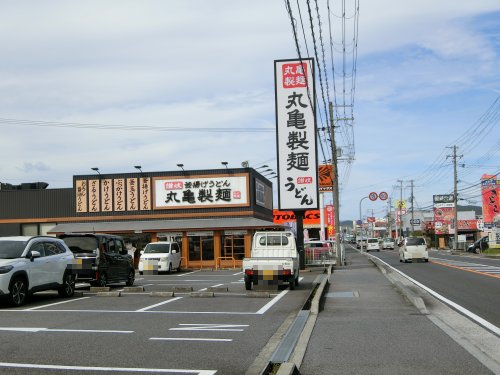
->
297, 249, 497, 375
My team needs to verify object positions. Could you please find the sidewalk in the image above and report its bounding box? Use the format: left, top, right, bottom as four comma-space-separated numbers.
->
297, 250, 494, 375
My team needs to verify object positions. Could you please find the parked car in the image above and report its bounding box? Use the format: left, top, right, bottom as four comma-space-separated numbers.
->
0, 236, 76, 306
138, 241, 182, 275
304, 240, 336, 265
366, 238, 380, 252
382, 238, 395, 250
399, 237, 429, 263
467, 236, 489, 254
59, 233, 135, 287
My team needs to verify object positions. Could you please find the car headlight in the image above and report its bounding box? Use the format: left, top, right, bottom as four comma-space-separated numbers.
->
0, 265, 14, 274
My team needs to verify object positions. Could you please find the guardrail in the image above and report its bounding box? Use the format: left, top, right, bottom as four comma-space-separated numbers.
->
304, 248, 336, 266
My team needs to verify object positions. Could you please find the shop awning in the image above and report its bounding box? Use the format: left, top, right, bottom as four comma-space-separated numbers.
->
48, 217, 282, 235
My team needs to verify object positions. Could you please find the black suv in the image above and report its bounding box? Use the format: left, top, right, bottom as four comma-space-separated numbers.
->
59, 233, 135, 287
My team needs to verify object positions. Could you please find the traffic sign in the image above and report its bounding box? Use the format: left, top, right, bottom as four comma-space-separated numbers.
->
379, 191, 388, 200
368, 192, 378, 201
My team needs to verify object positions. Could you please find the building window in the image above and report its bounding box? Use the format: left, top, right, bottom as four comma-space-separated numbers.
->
222, 235, 245, 260
188, 235, 214, 261
40, 223, 56, 236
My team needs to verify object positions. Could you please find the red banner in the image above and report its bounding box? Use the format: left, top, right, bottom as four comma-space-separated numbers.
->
481, 174, 500, 224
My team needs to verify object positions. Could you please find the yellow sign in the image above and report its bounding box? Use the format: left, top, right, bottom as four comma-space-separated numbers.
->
395, 200, 407, 209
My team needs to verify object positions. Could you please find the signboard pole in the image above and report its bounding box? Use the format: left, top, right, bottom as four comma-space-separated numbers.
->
295, 210, 306, 270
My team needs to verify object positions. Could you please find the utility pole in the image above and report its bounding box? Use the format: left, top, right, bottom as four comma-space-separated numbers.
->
388, 197, 392, 238
397, 179, 403, 239
447, 145, 462, 251
410, 180, 414, 236
329, 102, 342, 265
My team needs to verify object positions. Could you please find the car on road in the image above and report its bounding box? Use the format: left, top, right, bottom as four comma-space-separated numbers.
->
0, 236, 76, 306
366, 238, 380, 252
467, 236, 489, 254
382, 238, 395, 249
399, 237, 428, 263
138, 241, 182, 274
356, 237, 367, 250
59, 233, 135, 287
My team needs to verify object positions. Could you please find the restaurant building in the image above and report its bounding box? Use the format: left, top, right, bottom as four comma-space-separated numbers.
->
0, 167, 280, 269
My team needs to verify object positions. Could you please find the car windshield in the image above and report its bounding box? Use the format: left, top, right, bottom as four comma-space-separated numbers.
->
406, 238, 425, 246
385, 238, 394, 242
0, 240, 28, 259
61, 237, 99, 253
144, 243, 170, 254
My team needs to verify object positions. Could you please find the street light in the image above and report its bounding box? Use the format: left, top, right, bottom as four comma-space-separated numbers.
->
176, 164, 185, 171
359, 196, 368, 237
91, 167, 100, 175
134, 165, 143, 173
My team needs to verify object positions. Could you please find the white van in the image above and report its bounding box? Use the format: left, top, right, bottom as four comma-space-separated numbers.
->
399, 237, 428, 263
366, 238, 380, 252
139, 241, 182, 274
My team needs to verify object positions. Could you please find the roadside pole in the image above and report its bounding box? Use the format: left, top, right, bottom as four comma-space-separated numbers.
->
295, 210, 306, 270
329, 102, 342, 265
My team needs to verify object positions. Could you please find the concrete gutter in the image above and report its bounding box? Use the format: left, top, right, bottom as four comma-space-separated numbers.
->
273, 265, 333, 375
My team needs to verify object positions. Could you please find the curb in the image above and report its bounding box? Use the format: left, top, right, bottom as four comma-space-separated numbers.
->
366, 253, 429, 315
273, 265, 333, 375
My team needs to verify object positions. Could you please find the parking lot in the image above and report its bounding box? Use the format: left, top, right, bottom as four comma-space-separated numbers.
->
0, 269, 316, 374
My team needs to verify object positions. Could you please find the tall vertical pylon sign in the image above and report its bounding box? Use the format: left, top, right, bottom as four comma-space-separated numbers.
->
274, 58, 318, 211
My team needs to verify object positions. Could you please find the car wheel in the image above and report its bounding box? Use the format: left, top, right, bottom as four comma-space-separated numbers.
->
474, 248, 480, 254
9, 277, 28, 307
125, 269, 135, 286
97, 272, 107, 287
289, 279, 295, 290
245, 280, 252, 291
167, 263, 172, 274
139, 271, 143, 275
294, 274, 299, 287
58, 272, 75, 298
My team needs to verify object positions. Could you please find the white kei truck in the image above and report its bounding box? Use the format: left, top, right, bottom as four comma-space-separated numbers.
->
242, 231, 300, 291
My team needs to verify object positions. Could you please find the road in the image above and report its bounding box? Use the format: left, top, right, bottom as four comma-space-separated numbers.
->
368, 247, 500, 330
0, 269, 318, 375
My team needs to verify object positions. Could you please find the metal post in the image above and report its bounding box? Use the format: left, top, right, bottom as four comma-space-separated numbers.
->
295, 210, 305, 270
359, 196, 368, 237
452, 145, 459, 251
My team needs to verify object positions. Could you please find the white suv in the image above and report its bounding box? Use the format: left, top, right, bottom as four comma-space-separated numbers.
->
0, 236, 76, 306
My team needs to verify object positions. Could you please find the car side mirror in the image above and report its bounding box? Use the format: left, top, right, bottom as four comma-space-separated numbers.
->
172, 249, 177, 254
28, 250, 41, 261
140, 250, 144, 255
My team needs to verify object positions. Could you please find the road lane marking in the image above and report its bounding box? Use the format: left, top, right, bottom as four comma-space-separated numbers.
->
171, 324, 248, 332
256, 290, 289, 315
24, 297, 91, 310
374, 256, 500, 336
0, 327, 132, 334
431, 260, 500, 279
136, 297, 183, 312
0, 362, 216, 374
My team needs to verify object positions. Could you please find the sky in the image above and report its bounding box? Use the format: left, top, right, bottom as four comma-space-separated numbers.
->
0, 1, 499, 221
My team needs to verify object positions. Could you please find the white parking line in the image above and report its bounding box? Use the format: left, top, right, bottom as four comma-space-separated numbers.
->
0, 362, 216, 374
24, 297, 90, 311
256, 290, 289, 315
177, 270, 201, 276
171, 324, 248, 332
136, 297, 183, 312
0, 327, 132, 334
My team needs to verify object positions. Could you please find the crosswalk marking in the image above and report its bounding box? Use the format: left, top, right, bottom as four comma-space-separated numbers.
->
431, 259, 500, 279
